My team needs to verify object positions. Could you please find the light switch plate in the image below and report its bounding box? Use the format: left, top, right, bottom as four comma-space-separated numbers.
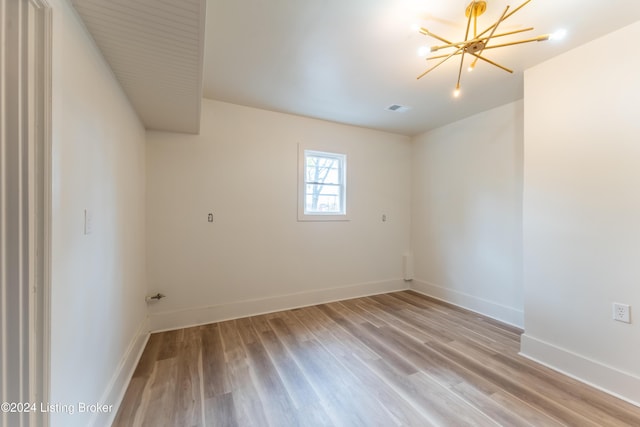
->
84, 209, 93, 235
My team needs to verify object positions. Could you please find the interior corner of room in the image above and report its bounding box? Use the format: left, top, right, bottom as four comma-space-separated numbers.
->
3, 0, 640, 426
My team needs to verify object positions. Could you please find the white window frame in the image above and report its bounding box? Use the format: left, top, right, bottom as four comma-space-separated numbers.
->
298, 144, 350, 221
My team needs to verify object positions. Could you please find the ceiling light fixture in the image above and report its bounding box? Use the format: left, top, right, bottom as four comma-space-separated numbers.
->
416, 0, 550, 97
417, 46, 430, 57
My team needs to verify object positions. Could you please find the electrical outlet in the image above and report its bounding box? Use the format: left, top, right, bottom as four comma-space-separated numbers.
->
612, 303, 631, 323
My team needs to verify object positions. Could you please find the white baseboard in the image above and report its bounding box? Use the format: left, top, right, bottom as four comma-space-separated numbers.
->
410, 279, 524, 328
149, 279, 409, 332
90, 318, 150, 427
520, 334, 640, 408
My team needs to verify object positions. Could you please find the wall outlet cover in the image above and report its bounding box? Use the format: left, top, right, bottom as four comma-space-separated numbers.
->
612, 303, 631, 323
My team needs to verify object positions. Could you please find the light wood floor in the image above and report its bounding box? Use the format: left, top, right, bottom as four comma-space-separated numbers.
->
113, 291, 640, 426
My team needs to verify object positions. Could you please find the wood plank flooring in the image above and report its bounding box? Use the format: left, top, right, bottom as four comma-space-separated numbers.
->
113, 291, 640, 426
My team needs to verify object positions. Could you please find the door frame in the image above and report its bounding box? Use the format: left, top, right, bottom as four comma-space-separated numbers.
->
1, 0, 52, 426
31, 2, 52, 426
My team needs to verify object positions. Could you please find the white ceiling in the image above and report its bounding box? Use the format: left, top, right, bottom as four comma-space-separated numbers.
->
203, 0, 640, 136
73, 0, 640, 136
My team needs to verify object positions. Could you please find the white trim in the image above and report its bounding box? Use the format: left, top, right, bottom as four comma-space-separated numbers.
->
149, 279, 408, 332
1, 1, 51, 426
33, 3, 52, 427
410, 279, 524, 328
89, 319, 150, 427
520, 334, 640, 408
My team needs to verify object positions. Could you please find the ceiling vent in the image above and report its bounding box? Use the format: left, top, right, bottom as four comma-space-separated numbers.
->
386, 104, 411, 113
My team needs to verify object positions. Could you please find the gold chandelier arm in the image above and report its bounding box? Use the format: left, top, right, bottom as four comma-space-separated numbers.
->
499, 0, 532, 23
491, 27, 534, 39
428, 52, 463, 60
428, 33, 548, 60
456, 52, 466, 92
474, 10, 478, 38
475, 0, 532, 40
430, 27, 533, 53
481, 34, 550, 49
469, 53, 513, 73
419, 28, 456, 46
417, 46, 464, 80
455, 1, 477, 91
486, 6, 510, 43
464, 1, 475, 42
468, 4, 508, 74
421, 7, 475, 51
430, 41, 467, 52
427, 49, 516, 73
475, 5, 509, 61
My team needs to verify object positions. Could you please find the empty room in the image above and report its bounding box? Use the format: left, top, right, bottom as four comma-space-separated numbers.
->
2, 0, 640, 426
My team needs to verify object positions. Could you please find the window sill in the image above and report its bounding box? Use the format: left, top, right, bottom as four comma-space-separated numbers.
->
297, 214, 351, 222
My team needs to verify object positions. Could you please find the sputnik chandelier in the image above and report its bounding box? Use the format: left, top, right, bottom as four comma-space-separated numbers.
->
417, 0, 549, 97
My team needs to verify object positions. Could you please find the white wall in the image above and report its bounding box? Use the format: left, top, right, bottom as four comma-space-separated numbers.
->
146, 99, 411, 330
411, 101, 524, 327
521, 21, 640, 405
50, 1, 148, 426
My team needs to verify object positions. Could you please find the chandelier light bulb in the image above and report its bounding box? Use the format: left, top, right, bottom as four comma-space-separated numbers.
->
550, 28, 567, 41
453, 85, 461, 97
417, 46, 430, 57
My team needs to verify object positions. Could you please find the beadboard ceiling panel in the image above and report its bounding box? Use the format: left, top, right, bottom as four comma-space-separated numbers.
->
72, 0, 206, 133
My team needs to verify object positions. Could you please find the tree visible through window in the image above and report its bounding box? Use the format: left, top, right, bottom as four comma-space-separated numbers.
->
304, 150, 346, 215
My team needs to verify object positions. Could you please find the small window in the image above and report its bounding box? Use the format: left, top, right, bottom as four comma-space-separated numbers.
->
298, 147, 348, 221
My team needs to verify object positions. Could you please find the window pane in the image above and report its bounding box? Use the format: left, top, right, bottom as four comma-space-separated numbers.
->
301, 149, 346, 218
305, 184, 342, 213
305, 155, 340, 185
